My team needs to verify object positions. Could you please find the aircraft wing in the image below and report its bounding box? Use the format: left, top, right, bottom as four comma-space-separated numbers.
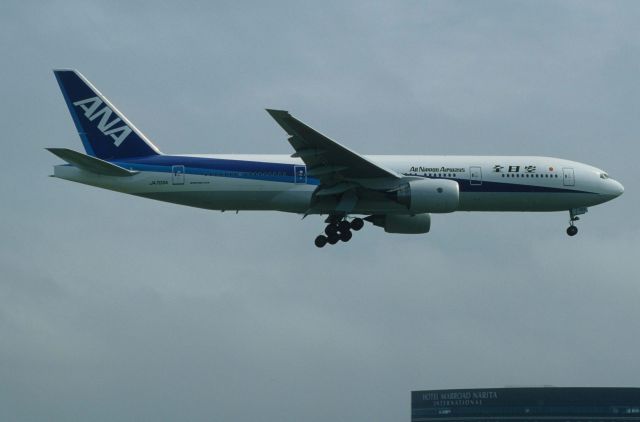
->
266, 109, 401, 184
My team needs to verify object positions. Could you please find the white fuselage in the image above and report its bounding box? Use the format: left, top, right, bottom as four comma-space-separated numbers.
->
53, 154, 624, 215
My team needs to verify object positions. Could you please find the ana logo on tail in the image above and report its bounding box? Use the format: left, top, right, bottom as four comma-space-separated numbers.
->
73, 97, 132, 147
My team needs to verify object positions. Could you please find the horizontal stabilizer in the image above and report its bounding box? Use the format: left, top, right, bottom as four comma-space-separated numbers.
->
47, 148, 138, 176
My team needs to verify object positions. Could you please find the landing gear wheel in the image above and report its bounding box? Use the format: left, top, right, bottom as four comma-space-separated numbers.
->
566, 225, 578, 236
350, 218, 364, 231
566, 208, 586, 237
325, 224, 338, 237
339, 230, 353, 242
314, 235, 328, 248
338, 220, 351, 233
327, 233, 339, 244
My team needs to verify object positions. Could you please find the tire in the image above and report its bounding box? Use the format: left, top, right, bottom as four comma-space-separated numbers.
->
314, 235, 328, 248
327, 233, 339, 244
566, 226, 578, 236
338, 220, 351, 233
350, 218, 364, 231
339, 230, 353, 242
325, 224, 338, 237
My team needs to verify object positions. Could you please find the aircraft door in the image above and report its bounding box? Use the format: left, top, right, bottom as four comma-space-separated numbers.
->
294, 165, 307, 184
563, 168, 575, 186
172, 165, 185, 185
469, 166, 482, 186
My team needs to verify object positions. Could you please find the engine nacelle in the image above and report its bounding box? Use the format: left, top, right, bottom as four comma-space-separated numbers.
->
366, 214, 431, 234
396, 179, 459, 213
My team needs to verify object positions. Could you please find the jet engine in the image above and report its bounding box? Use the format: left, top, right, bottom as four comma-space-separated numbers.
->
396, 179, 459, 213
365, 214, 431, 234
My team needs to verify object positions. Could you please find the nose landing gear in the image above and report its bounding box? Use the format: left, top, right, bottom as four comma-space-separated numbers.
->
314, 216, 365, 247
566, 207, 588, 237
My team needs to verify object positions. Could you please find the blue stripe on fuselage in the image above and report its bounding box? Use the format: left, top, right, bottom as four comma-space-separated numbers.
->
114, 155, 321, 185
455, 179, 593, 194
410, 176, 595, 194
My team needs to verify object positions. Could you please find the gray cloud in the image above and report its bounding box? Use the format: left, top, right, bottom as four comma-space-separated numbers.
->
1, 1, 639, 421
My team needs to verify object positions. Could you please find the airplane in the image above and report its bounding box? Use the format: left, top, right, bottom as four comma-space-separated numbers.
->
49, 70, 624, 247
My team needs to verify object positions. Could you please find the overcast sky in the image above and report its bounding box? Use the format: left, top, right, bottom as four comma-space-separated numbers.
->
1, 1, 639, 421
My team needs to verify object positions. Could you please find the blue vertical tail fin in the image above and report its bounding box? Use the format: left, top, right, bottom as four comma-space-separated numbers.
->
54, 69, 161, 160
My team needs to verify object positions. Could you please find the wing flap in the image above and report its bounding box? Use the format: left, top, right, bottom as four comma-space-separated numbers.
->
290, 149, 325, 159
307, 165, 349, 177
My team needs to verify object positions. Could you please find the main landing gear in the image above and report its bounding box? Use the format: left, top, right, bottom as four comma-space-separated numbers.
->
314, 217, 365, 248
566, 207, 588, 237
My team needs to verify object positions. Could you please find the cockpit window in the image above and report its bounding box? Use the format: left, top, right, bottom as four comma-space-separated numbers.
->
600, 173, 609, 179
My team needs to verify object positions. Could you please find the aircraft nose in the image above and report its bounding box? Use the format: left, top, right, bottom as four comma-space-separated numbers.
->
609, 180, 624, 197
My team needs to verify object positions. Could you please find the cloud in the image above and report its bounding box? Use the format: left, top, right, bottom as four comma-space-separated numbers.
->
1, 1, 639, 421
